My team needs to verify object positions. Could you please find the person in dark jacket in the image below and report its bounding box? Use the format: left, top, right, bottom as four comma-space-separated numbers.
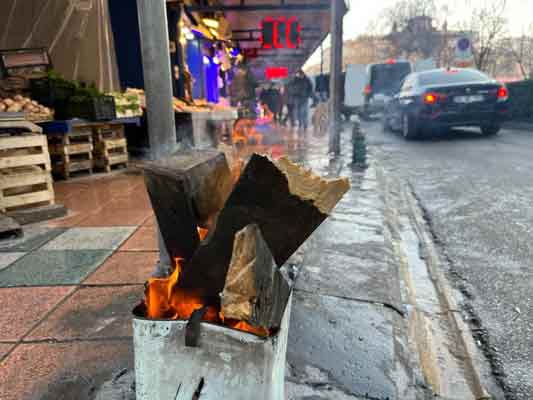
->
260, 82, 282, 122
288, 70, 313, 130
282, 82, 295, 127
230, 62, 258, 117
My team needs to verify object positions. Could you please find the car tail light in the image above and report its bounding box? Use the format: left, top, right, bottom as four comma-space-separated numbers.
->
497, 86, 509, 101
423, 92, 445, 105
363, 85, 372, 95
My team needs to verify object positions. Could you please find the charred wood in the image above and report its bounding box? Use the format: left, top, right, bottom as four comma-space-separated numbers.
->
180, 154, 350, 297
142, 150, 232, 261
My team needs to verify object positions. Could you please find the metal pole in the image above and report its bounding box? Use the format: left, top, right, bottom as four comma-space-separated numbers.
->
328, 0, 343, 156
137, 0, 178, 160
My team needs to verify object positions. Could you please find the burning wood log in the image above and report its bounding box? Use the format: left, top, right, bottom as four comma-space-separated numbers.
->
142, 150, 233, 261
180, 154, 350, 297
221, 224, 290, 330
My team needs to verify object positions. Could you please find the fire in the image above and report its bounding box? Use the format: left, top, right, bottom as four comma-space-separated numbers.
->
144, 257, 269, 337
232, 118, 263, 147
145, 258, 218, 321
197, 227, 209, 241
229, 321, 269, 337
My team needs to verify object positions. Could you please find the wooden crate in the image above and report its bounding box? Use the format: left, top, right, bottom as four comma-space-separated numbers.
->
48, 127, 94, 179
0, 133, 51, 171
0, 166, 54, 212
93, 146, 128, 172
92, 124, 128, 172
92, 123, 125, 141
52, 152, 93, 179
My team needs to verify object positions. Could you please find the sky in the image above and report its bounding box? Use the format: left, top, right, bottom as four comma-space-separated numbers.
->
342, 0, 533, 39
305, 0, 533, 67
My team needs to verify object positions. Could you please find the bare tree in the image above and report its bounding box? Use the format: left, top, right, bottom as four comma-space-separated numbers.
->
377, 0, 453, 60
381, 0, 438, 33
506, 24, 533, 79
458, 0, 508, 72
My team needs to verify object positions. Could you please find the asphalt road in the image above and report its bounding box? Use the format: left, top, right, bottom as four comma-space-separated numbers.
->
365, 121, 533, 400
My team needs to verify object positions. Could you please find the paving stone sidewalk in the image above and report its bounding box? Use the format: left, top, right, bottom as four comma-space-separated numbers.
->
0, 129, 416, 400
0, 172, 156, 400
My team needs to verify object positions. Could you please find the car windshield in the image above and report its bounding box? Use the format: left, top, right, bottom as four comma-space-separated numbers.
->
370, 63, 411, 93
418, 69, 490, 86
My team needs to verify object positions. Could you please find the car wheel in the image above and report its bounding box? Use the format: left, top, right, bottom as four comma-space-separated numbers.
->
402, 113, 419, 140
481, 124, 500, 136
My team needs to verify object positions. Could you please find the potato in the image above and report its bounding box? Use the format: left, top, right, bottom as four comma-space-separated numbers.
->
31, 100, 38, 106
14, 95, 23, 102
0, 103, 6, 112
4, 98, 14, 107
7, 104, 22, 112
23, 104, 33, 112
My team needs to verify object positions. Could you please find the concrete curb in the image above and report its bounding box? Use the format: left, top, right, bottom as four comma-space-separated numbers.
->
403, 184, 491, 400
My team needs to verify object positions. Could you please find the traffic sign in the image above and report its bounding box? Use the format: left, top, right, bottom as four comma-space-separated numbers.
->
454, 36, 474, 67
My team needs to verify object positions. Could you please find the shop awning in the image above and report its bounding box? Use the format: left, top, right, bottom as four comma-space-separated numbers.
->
184, 0, 347, 80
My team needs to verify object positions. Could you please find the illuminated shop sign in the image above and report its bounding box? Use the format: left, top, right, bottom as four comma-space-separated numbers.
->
260, 17, 301, 49
265, 66, 289, 80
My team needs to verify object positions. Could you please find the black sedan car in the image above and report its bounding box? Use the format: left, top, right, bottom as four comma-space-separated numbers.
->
383, 68, 509, 139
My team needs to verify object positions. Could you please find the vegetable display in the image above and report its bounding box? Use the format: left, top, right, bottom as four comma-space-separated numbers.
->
0, 95, 53, 121
108, 88, 143, 118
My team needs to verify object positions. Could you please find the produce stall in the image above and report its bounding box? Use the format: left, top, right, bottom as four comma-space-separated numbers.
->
121, 88, 237, 156
0, 48, 145, 179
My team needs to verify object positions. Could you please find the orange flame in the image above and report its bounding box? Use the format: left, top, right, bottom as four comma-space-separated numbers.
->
232, 118, 263, 147
197, 227, 209, 241
228, 320, 269, 337
145, 258, 218, 321
144, 255, 270, 336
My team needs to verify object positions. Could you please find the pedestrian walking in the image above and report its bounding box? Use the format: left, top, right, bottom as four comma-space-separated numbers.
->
288, 70, 313, 131
260, 82, 282, 123
230, 61, 258, 118
282, 82, 295, 127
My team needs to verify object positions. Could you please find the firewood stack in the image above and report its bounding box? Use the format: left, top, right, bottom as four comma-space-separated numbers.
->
141, 150, 350, 333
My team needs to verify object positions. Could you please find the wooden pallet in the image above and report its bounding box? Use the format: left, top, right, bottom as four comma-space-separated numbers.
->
0, 133, 51, 171
48, 127, 94, 179
52, 152, 93, 179
94, 147, 128, 172
0, 166, 54, 212
92, 123, 125, 141
92, 124, 128, 172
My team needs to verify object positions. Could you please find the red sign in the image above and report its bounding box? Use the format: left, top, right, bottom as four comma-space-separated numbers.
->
265, 67, 289, 80
260, 17, 301, 49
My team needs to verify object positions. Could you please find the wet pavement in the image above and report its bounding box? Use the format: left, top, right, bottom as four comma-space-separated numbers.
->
0, 172, 152, 400
285, 134, 418, 400
365, 121, 533, 400
0, 121, 415, 400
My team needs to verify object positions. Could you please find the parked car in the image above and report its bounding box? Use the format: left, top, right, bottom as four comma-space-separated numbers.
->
363, 60, 412, 118
382, 68, 510, 139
